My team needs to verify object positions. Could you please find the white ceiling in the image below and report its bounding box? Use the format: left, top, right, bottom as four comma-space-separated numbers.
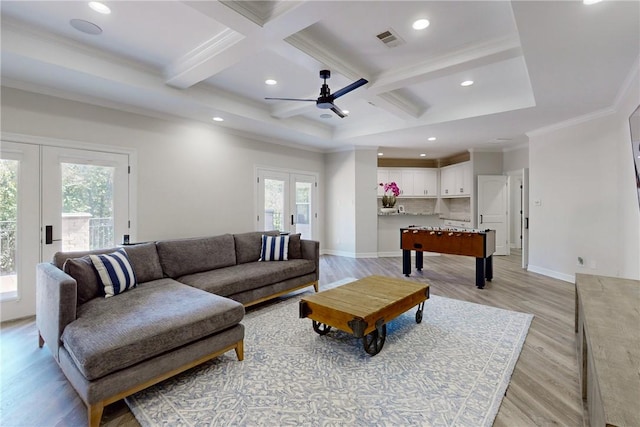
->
1, 1, 638, 159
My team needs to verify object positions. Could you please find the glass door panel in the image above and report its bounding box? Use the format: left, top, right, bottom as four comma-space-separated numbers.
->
0, 142, 39, 321
41, 146, 129, 264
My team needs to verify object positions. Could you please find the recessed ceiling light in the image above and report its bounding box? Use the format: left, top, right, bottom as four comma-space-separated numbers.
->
583, 0, 602, 4
420, 153, 426, 157
460, 80, 474, 87
412, 19, 430, 30
265, 79, 277, 85
320, 114, 332, 119
428, 137, 436, 141
378, 152, 384, 156
343, 110, 350, 115
69, 19, 102, 35
212, 117, 224, 122
89, 2, 111, 14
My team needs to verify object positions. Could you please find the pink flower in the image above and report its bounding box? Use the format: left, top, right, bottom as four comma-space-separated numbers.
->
379, 181, 400, 197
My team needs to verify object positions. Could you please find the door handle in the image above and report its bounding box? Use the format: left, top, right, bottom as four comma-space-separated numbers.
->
45, 225, 62, 245
525, 217, 529, 229
291, 214, 295, 226
480, 215, 483, 224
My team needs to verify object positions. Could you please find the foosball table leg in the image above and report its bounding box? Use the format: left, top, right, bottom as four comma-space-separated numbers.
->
475, 258, 486, 289
402, 249, 411, 276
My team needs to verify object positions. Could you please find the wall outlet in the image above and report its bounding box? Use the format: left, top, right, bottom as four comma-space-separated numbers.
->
577, 256, 584, 266
534, 199, 542, 206
589, 260, 597, 269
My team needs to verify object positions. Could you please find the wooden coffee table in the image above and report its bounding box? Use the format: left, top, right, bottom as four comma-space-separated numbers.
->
299, 275, 429, 355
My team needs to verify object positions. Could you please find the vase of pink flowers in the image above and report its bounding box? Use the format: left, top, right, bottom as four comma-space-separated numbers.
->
379, 181, 400, 211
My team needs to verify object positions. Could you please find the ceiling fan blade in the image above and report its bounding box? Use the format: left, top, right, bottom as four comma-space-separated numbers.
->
330, 104, 346, 118
265, 97, 316, 102
332, 78, 368, 99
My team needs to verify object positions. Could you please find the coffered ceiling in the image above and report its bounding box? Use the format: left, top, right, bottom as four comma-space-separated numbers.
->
1, 1, 638, 158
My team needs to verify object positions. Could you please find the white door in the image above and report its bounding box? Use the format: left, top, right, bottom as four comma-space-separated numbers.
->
522, 168, 529, 268
0, 142, 40, 321
256, 168, 317, 240
478, 175, 509, 256
41, 146, 130, 265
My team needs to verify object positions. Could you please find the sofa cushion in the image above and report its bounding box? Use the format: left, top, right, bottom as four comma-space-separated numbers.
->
259, 235, 289, 261
61, 278, 244, 381
233, 230, 279, 264
89, 249, 137, 297
122, 243, 164, 282
178, 259, 316, 296
288, 234, 302, 259
156, 234, 236, 278
63, 256, 103, 305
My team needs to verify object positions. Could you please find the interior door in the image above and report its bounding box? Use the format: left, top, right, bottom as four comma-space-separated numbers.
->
522, 168, 529, 268
41, 146, 130, 264
257, 168, 317, 239
0, 142, 40, 321
478, 175, 509, 256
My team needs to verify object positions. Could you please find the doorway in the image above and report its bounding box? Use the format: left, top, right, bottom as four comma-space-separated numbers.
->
256, 168, 317, 240
0, 140, 132, 321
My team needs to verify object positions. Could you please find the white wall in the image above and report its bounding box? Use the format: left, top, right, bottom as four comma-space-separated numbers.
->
1, 87, 325, 243
323, 150, 356, 256
528, 75, 640, 281
354, 149, 379, 257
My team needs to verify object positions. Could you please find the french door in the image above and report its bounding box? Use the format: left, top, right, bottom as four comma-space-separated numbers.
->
41, 146, 130, 263
0, 141, 131, 321
256, 168, 317, 240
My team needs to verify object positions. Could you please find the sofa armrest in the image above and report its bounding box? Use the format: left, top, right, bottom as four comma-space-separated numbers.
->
300, 239, 320, 281
36, 262, 77, 361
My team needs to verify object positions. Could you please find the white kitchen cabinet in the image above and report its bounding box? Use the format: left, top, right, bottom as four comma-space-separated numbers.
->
412, 169, 438, 197
440, 162, 472, 197
377, 167, 438, 197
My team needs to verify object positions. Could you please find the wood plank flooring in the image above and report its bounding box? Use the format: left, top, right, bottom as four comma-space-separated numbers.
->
0, 251, 585, 426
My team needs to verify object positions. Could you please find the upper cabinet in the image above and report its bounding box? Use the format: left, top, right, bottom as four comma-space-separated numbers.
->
440, 161, 472, 197
377, 168, 438, 197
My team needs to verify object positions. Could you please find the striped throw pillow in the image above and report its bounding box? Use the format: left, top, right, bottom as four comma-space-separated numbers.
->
89, 249, 137, 297
259, 234, 289, 261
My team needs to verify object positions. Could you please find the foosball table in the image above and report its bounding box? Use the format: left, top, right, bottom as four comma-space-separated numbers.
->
401, 226, 496, 288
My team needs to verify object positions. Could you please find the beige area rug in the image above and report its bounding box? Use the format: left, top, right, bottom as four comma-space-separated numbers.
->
127, 278, 533, 426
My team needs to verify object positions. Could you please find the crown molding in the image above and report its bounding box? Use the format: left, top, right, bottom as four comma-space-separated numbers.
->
526, 107, 616, 138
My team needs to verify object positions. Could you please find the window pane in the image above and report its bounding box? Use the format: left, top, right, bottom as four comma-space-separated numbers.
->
61, 163, 115, 251
264, 178, 284, 231
295, 182, 312, 239
0, 159, 18, 298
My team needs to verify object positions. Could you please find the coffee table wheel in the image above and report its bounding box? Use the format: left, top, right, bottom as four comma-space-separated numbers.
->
312, 320, 332, 335
363, 324, 387, 356
415, 301, 425, 324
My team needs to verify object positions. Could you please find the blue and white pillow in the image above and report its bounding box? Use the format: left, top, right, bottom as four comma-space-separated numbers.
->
89, 248, 137, 297
259, 235, 289, 261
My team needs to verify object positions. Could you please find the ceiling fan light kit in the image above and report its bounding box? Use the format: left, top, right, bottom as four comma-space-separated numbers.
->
265, 70, 368, 118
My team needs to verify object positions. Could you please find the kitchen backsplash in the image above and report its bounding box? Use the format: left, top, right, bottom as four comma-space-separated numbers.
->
443, 198, 471, 221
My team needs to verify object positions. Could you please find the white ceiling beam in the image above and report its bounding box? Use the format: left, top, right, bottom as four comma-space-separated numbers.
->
165, 1, 338, 90
369, 36, 523, 94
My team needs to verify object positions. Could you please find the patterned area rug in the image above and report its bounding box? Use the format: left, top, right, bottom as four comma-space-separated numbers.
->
127, 279, 533, 427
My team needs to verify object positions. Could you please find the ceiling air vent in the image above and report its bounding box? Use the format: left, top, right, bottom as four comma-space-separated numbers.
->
376, 28, 404, 48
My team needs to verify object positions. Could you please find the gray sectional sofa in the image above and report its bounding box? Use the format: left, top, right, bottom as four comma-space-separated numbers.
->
36, 231, 319, 427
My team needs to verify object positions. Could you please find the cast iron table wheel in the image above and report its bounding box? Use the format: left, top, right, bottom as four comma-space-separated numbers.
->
363, 323, 387, 355
312, 320, 331, 335
415, 301, 425, 323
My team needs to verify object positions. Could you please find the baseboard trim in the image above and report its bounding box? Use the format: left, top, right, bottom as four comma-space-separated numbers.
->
527, 264, 575, 283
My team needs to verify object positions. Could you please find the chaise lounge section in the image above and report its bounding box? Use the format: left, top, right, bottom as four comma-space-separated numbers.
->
36, 231, 319, 426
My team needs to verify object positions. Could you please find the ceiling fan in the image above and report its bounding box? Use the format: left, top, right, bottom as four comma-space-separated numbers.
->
265, 70, 368, 118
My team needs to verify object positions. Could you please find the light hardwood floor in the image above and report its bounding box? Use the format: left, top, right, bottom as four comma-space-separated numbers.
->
1, 251, 585, 426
